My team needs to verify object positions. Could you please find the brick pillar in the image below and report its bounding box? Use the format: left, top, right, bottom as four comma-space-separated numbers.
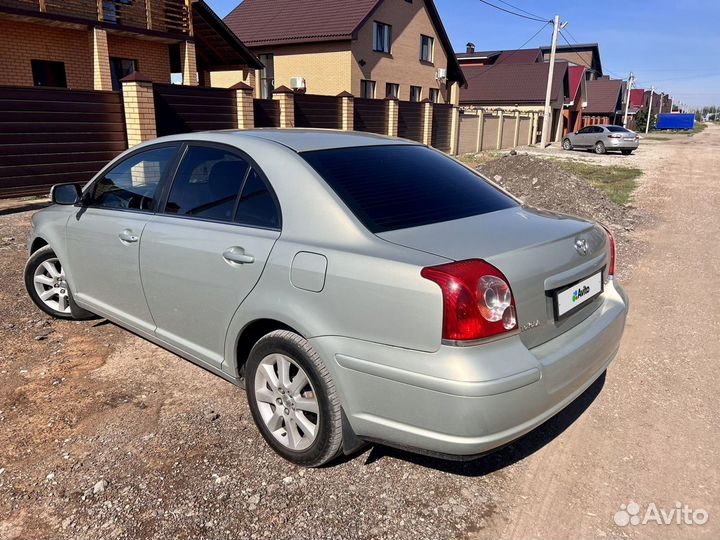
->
449, 106, 460, 154
232, 82, 254, 129
385, 97, 398, 137
337, 91, 354, 131
92, 28, 112, 91
496, 109, 504, 150
513, 110, 521, 147
273, 85, 295, 128
121, 72, 156, 147
181, 41, 198, 86
422, 100, 433, 146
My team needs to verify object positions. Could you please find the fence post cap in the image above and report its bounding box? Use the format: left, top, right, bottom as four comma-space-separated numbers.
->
273, 85, 294, 94
120, 71, 153, 84
230, 81, 253, 91
336, 91, 354, 98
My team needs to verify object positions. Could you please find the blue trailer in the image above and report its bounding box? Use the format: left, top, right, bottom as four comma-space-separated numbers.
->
656, 113, 695, 130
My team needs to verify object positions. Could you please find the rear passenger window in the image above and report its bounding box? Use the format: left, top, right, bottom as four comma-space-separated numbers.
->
234, 169, 280, 229
165, 146, 249, 222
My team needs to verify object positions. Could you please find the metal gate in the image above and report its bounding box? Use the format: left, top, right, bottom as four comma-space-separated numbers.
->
431, 103, 452, 151
397, 101, 423, 142
154, 83, 237, 136
294, 94, 341, 129
353, 97, 387, 135
253, 99, 280, 128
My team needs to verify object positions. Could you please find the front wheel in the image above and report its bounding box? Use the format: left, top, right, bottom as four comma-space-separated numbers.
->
594, 141, 607, 154
562, 138, 573, 151
245, 330, 343, 467
24, 246, 75, 319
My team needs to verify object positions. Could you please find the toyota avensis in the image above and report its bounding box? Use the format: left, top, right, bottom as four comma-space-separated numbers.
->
25, 130, 628, 467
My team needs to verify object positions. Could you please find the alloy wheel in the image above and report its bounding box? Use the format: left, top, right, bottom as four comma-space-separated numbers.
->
253, 353, 320, 451
33, 258, 71, 314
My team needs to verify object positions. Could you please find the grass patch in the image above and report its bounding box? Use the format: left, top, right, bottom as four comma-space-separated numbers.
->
552, 160, 642, 205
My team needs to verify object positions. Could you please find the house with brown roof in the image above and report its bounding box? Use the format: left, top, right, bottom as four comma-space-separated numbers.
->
459, 59, 570, 142
584, 77, 624, 125
0, 0, 261, 91
214, 0, 465, 103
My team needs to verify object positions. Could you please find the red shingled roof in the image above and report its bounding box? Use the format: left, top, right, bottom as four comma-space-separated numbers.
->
460, 62, 568, 105
585, 78, 623, 114
567, 65, 585, 102
630, 88, 645, 108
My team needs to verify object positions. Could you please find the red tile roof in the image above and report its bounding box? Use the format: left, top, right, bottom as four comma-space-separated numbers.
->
567, 65, 585, 102
460, 62, 568, 105
223, 0, 466, 84
585, 78, 623, 114
495, 48, 542, 64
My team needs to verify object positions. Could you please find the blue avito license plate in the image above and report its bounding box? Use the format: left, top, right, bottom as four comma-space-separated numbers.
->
555, 271, 603, 319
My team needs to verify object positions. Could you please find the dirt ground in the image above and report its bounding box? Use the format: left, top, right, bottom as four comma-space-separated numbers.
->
1, 126, 718, 539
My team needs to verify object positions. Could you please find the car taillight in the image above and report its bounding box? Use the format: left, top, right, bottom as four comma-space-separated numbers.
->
601, 225, 616, 277
607, 134, 622, 139
421, 259, 518, 342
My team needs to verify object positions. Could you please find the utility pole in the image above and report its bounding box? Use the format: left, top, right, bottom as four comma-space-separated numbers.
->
622, 71, 634, 128
540, 15, 563, 148
645, 86, 654, 134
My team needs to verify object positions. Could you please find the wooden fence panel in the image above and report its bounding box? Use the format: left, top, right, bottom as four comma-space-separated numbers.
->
397, 101, 423, 142
457, 113, 479, 154
253, 99, 280, 128
431, 103, 452, 152
353, 98, 386, 134
0, 86, 127, 198
294, 93, 341, 129
154, 84, 237, 136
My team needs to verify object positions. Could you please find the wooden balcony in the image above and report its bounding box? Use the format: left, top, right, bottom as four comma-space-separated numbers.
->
0, 0, 191, 36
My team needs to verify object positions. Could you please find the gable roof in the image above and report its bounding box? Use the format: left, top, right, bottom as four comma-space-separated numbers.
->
629, 88, 645, 109
460, 62, 568, 106
585, 78, 623, 114
224, 0, 465, 84
567, 65, 585, 103
540, 43, 603, 77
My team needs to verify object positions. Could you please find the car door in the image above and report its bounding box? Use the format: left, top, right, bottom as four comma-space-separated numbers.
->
66, 144, 180, 332
573, 126, 593, 147
139, 143, 281, 368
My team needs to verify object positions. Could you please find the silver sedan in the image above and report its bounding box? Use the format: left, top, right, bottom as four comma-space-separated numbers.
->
563, 124, 640, 155
25, 130, 628, 467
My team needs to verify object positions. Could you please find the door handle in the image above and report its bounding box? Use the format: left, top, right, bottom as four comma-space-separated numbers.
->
118, 229, 139, 243
223, 246, 255, 265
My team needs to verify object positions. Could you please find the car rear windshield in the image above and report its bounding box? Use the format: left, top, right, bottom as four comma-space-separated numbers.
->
300, 145, 517, 233
606, 126, 631, 133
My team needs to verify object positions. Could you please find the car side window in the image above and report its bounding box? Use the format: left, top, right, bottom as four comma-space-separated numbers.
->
86, 145, 178, 211
578, 127, 591, 134
165, 146, 250, 222
234, 168, 280, 229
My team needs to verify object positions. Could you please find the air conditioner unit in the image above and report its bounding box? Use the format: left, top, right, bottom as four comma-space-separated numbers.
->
435, 68, 447, 81
290, 76, 306, 90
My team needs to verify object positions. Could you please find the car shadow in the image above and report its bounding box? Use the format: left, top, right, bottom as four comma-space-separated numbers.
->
359, 371, 606, 477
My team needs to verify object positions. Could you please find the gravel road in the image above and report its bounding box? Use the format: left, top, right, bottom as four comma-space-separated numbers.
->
0, 126, 718, 539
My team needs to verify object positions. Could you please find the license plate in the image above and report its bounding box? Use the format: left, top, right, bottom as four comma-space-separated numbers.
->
623, 137, 636, 141
554, 271, 603, 320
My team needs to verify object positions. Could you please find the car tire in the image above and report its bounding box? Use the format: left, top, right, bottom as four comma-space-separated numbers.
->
24, 245, 94, 320
594, 141, 606, 154
621, 149, 633, 155
562, 138, 573, 151
245, 330, 343, 467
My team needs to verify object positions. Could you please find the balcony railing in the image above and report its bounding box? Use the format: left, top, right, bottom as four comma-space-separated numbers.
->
0, 0, 191, 35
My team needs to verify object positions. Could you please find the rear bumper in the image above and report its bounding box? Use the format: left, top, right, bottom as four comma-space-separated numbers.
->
310, 279, 628, 456
607, 139, 640, 150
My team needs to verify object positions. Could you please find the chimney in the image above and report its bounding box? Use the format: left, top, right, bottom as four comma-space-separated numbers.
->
466, 42, 475, 54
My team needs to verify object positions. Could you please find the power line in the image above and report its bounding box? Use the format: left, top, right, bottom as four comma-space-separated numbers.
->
464, 21, 552, 84
493, 0, 549, 21
476, 0, 549, 22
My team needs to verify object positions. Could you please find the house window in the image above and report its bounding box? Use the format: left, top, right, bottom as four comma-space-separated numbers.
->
429, 88, 439, 103
420, 35, 434, 62
110, 58, 137, 91
409, 85, 422, 102
258, 53, 274, 99
360, 80, 376, 99
31, 60, 67, 88
373, 22, 392, 53
385, 83, 399, 99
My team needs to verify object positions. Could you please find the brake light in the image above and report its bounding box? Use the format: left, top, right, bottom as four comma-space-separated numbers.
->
607, 134, 623, 139
601, 225, 616, 277
421, 259, 518, 342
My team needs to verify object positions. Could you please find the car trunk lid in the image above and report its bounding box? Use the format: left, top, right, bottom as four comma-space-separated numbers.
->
378, 206, 611, 348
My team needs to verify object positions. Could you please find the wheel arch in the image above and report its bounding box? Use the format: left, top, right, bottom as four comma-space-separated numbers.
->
30, 236, 49, 254
233, 318, 300, 381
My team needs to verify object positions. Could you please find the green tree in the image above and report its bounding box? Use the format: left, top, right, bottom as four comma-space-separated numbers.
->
635, 109, 656, 132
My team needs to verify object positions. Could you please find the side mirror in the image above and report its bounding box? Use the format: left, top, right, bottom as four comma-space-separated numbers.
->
50, 183, 82, 205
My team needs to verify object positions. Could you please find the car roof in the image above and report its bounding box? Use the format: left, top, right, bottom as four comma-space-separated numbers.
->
205, 128, 417, 153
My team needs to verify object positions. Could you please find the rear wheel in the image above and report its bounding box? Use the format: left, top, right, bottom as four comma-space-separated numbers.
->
594, 141, 606, 154
562, 138, 573, 151
245, 330, 343, 467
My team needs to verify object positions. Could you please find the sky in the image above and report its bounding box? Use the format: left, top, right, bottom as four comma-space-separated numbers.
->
205, 0, 720, 108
